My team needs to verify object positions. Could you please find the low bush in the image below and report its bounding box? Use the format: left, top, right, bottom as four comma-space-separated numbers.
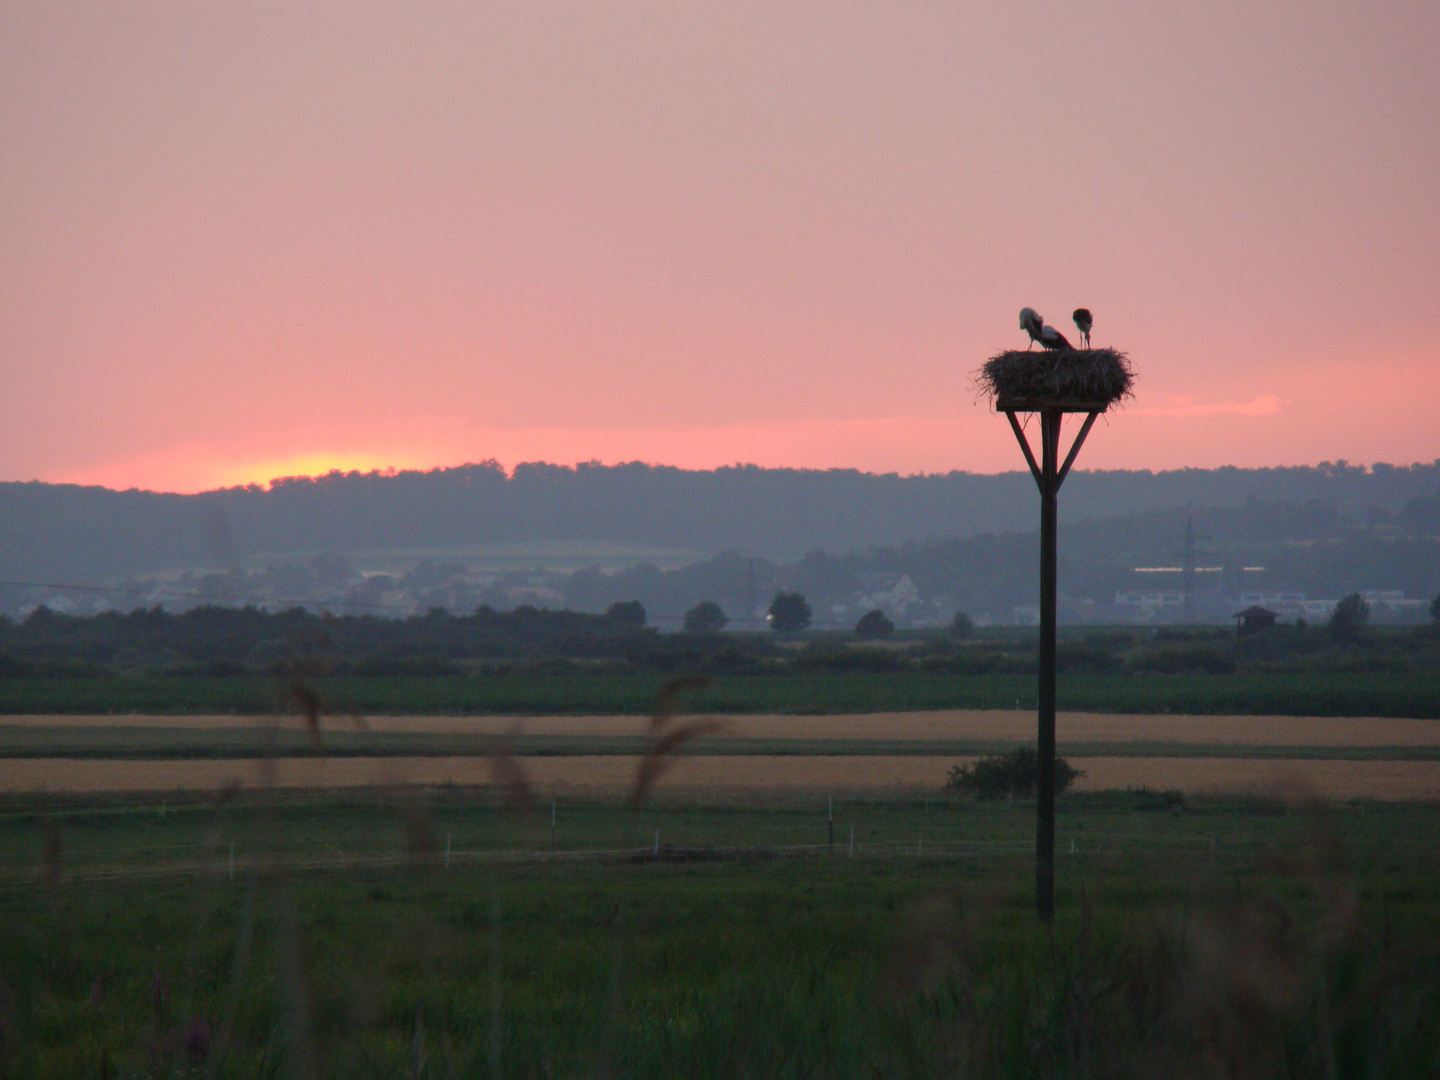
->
854, 610, 895, 641
1329, 592, 1370, 643
944, 747, 1081, 800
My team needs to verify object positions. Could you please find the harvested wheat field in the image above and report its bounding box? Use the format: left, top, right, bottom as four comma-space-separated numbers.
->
7, 710, 1440, 747
4, 754, 1440, 800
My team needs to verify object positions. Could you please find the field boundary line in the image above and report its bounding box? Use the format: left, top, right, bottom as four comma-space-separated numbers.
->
1, 833, 1254, 887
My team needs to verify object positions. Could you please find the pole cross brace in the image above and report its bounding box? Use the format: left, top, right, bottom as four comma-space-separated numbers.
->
1004, 409, 1101, 494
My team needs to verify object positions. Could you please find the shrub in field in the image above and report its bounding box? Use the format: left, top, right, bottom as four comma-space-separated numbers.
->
767, 591, 811, 633
1329, 592, 1369, 643
854, 609, 895, 641
682, 601, 728, 635
949, 610, 974, 638
944, 747, 1081, 800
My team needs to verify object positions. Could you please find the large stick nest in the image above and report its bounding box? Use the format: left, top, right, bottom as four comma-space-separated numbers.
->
978, 348, 1134, 409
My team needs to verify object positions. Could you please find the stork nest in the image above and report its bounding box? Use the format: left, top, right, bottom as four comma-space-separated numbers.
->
978, 348, 1134, 410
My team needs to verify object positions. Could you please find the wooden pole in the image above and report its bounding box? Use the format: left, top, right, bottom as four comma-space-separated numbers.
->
1036, 408, 1060, 923
1003, 406, 1100, 924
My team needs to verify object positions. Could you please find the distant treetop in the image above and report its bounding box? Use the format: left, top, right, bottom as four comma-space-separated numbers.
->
768, 592, 812, 634
606, 600, 647, 628
854, 609, 894, 641
683, 601, 727, 635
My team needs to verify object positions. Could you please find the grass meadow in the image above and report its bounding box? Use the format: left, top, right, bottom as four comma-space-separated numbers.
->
3, 791, 1440, 1077
3, 670, 1439, 718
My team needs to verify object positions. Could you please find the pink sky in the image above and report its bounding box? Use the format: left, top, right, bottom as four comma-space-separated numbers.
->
3, 1, 1438, 493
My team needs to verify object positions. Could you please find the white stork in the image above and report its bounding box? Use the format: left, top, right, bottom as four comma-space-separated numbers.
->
1019, 307, 1045, 350
1038, 323, 1072, 350
1072, 308, 1093, 349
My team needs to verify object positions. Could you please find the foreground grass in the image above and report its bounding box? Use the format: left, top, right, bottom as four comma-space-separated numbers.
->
2, 795, 1440, 1077
3, 669, 1440, 717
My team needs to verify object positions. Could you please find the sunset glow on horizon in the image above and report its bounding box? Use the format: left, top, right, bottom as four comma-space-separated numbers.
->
5, 1, 1438, 495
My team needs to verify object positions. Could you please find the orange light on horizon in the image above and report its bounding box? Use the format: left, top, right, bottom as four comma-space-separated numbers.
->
41, 350, 1440, 496
56, 447, 449, 495
208, 452, 428, 490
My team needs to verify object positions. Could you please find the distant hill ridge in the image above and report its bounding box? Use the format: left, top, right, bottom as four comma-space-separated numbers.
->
2, 459, 1437, 582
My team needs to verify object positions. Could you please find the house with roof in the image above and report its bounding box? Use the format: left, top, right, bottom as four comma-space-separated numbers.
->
1232, 605, 1278, 635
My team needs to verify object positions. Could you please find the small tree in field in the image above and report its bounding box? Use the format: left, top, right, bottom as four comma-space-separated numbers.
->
767, 591, 812, 633
1431, 594, 1440, 623
1328, 592, 1369, 643
854, 609, 894, 641
950, 610, 975, 639
944, 748, 1081, 800
683, 601, 727, 635
606, 600, 646, 627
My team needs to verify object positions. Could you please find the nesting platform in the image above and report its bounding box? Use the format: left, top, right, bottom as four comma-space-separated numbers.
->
979, 348, 1133, 413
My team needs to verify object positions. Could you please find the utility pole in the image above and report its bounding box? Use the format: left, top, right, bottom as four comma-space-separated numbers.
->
745, 558, 757, 628
1182, 516, 1196, 625
1172, 513, 1212, 625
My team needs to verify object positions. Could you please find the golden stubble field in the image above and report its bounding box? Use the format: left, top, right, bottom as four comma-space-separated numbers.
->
2, 709, 1439, 799
1, 754, 1438, 799
7, 710, 1440, 746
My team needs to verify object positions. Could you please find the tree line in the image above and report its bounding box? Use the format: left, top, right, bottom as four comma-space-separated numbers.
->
3, 459, 1438, 583
2, 589, 1436, 681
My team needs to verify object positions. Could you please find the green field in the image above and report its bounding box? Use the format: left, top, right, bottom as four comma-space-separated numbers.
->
4, 669, 1440, 717
3, 723, 1440, 762
3, 791, 1440, 1077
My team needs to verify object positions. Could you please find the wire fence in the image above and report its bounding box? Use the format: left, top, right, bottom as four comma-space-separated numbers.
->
0, 828, 1250, 889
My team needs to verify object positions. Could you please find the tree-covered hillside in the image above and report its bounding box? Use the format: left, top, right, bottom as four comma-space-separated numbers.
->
2, 459, 1437, 583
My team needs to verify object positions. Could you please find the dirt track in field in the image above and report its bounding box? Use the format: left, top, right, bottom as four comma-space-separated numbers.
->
3, 755, 1439, 800
6, 711, 1440, 746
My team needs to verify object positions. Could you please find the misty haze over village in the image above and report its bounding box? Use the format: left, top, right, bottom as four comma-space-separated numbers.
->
5, 459, 1438, 631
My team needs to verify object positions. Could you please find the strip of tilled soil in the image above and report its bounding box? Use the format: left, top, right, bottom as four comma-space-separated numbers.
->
6, 711, 1439, 746
2, 755, 1438, 800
